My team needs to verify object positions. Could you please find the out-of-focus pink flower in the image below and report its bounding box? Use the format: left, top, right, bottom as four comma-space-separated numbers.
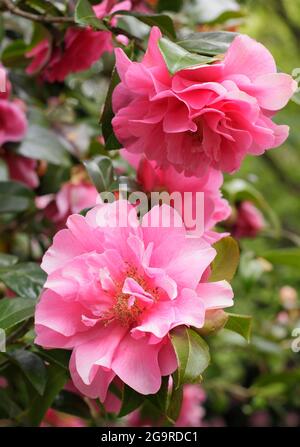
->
127, 384, 206, 427
35, 201, 233, 400
0, 377, 8, 388
0, 99, 27, 146
112, 27, 296, 177
0, 65, 10, 98
250, 410, 272, 427
3, 152, 39, 188
122, 149, 231, 242
25, 39, 52, 75
26, 1, 132, 83
232, 201, 265, 238
41, 409, 87, 427
175, 385, 206, 427
36, 181, 99, 229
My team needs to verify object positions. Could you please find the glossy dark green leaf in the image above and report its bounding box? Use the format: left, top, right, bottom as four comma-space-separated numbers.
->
224, 313, 252, 342
0, 254, 18, 268
7, 350, 47, 396
0, 181, 35, 214
75, 0, 108, 30
16, 125, 71, 167
157, 0, 183, 13
0, 298, 35, 330
112, 11, 176, 39
0, 263, 46, 300
177, 31, 238, 56
52, 390, 91, 419
118, 384, 144, 417
210, 236, 240, 282
147, 376, 169, 414
84, 155, 114, 192
0, 389, 22, 419
167, 382, 183, 423
101, 67, 122, 150
26, 363, 68, 426
158, 37, 217, 74
34, 348, 71, 371
1, 40, 28, 68
171, 327, 210, 388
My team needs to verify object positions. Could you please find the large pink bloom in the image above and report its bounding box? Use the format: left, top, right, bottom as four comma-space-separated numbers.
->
122, 149, 230, 242
35, 201, 233, 399
26, 1, 131, 83
112, 27, 297, 176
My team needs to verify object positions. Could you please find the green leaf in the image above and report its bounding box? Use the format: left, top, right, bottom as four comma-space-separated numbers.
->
52, 390, 90, 419
209, 236, 240, 282
101, 67, 122, 151
7, 350, 47, 396
16, 125, 71, 167
147, 376, 169, 413
177, 31, 238, 56
157, 0, 183, 13
223, 179, 280, 235
0, 254, 18, 268
83, 155, 114, 193
158, 37, 217, 75
112, 11, 176, 39
26, 363, 68, 426
75, 0, 108, 30
34, 348, 71, 371
0, 389, 22, 419
167, 383, 183, 424
1, 40, 28, 68
0, 181, 35, 214
170, 327, 210, 388
0, 263, 46, 300
261, 248, 300, 268
0, 298, 35, 331
118, 384, 144, 417
224, 313, 252, 342
0, 158, 9, 181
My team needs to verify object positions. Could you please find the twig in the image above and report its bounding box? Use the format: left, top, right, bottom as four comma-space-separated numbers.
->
1, 0, 144, 50
1, 0, 75, 24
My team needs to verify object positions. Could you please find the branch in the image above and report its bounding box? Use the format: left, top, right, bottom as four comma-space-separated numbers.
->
1, 0, 75, 24
1, 0, 144, 50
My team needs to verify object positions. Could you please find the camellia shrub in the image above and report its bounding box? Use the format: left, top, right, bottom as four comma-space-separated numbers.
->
0, 0, 299, 428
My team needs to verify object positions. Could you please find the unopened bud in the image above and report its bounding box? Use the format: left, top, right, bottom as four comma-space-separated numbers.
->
197, 309, 229, 336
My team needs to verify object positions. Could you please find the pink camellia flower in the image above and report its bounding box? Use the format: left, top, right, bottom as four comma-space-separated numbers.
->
26, 39, 52, 75
122, 149, 231, 242
0, 99, 27, 145
36, 181, 99, 230
112, 27, 297, 176
26, 1, 131, 83
232, 201, 265, 238
3, 152, 39, 188
35, 200, 233, 399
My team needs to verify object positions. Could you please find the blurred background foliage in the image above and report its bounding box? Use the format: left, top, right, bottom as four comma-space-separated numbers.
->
0, 0, 299, 427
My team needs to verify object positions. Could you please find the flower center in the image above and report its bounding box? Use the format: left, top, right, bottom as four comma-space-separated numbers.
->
102, 265, 159, 328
